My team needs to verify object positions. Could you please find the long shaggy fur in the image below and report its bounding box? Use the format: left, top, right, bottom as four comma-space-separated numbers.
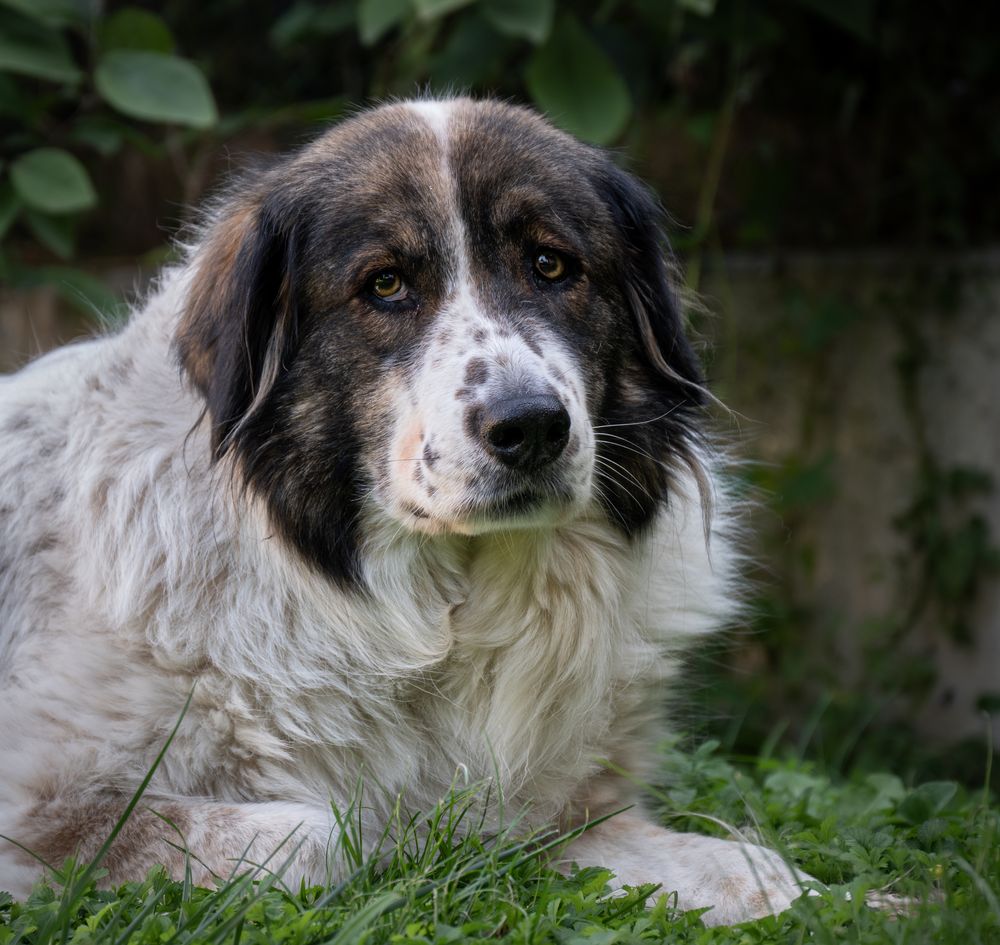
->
0, 98, 809, 925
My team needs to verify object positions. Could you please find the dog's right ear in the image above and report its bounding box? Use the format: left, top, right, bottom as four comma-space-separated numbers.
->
176, 189, 303, 458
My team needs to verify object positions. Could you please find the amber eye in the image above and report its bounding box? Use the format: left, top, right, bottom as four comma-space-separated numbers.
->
371, 270, 407, 300
533, 250, 566, 281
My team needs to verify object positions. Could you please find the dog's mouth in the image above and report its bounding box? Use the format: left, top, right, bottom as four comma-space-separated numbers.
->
466, 487, 545, 517
399, 481, 579, 536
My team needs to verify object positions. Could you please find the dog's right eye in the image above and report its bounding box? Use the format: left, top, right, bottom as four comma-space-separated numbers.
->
369, 270, 408, 302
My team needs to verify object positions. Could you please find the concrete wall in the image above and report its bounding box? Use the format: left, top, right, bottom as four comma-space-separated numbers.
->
703, 251, 1000, 744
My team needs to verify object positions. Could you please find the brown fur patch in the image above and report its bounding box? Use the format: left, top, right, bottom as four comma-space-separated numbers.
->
463, 358, 489, 386
22, 797, 193, 883
176, 201, 259, 395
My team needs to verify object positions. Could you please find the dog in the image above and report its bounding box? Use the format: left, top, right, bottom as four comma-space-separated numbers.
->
0, 98, 809, 925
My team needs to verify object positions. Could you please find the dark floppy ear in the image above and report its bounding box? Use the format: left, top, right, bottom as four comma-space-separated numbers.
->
176, 192, 302, 457
593, 161, 705, 400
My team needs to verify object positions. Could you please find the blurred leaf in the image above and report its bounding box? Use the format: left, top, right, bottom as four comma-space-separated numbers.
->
480, 0, 553, 44
95, 51, 218, 128
358, 0, 410, 45
100, 8, 175, 53
0, 0, 89, 27
525, 14, 631, 144
429, 11, 512, 87
863, 773, 906, 813
217, 97, 348, 136
23, 209, 74, 258
0, 7, 82, 83
413, 0, 473, 21
70, 115, 128, 156
678, 0, 717, 14
976, 692, 1000, 714
10, 147, 96, 214
0, 182, 20, 239
271, 1, 355, 48
946, 467, 995, 498
898, 781, 958, 824
755, 453, 836, 513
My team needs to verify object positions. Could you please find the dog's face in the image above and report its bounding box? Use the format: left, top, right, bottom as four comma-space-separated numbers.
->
177, 99, 705, 583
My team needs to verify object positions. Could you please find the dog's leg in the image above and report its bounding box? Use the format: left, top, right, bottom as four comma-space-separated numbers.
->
1, 795, 338, 899
561, 812, 813, 926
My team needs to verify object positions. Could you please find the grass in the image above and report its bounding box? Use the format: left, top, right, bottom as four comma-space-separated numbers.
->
2, 738, 998, 945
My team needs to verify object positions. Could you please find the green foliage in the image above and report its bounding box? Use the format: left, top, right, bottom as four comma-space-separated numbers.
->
2, 740, 998, 943
94, 52, 217, 128
524, 14, 631, 144
100, 8, 176, 54
358, 0, 411, 46
0, 2, 216, 311
9, 147, 96, 214
3, 0, 996, 298
0, 6, 81, 83
480, 0, 554, 44
896, 465, 1000, 645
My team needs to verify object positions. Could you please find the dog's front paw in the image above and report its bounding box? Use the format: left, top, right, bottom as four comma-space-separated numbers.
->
649, 832, 811, 926
563, 814, 814, 927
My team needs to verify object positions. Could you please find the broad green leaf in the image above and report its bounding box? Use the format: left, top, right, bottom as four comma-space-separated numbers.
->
100, 8, 175, 53
0, 0, 89, 27
428, 11, 511, 87
413, 0, 473, 20
358, 0, 410, 45
23, 209, 74, 258
0, 183, 20, 239
271, 1, 354, 48
898, 781, 959, 824
0, 7, 81, 83
10, 147, 96, 214
95, 51, 217, 128
481, 0, 553, 44
524, 15, 631, 144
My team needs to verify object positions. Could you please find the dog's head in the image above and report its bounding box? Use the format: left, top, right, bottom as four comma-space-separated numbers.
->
176, 99, 707, 584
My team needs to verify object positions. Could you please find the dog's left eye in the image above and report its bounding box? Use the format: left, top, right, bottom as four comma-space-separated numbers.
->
369, 270, 408, 302
533, 250, 567, 282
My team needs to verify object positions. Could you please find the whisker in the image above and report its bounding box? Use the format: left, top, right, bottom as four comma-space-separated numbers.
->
591, 479, 630, 529
595, 471, 643, 512
592, 405, 683, 431
594, 435, 685, 476
593, 455, 652, 498
594, 434, 658, 462
593, 466, 644, 510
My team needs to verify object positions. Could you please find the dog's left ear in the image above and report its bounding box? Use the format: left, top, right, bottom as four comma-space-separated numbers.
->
592, 160, 705, 399
176, 189, 303, 457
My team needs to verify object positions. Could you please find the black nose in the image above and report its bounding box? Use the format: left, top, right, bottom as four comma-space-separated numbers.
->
478, 395, 571, 470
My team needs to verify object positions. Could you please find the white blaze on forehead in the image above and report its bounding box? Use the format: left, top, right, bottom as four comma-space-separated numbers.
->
406, 99, 454, 143
406, 99, 474, 304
